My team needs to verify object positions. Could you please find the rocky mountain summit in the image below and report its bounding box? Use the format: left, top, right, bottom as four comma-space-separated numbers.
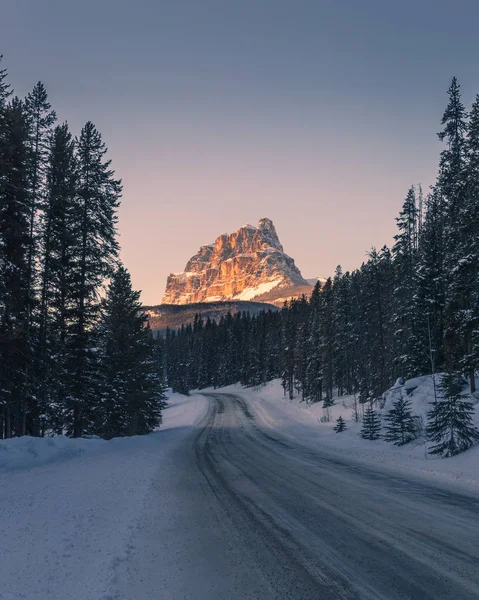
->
162, 218, 313, 307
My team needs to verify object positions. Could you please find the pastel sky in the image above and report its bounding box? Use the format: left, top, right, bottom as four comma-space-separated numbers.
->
3, 0, 479, 304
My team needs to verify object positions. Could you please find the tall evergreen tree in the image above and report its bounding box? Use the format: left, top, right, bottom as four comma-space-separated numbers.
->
319, 277, 334, 400
443, 94, 479, 390
437, 78, 471, 381
36, 123, 78, 432
0, 98, 30, 437
332, 266, 351, 396
415, 79, 468, 382
24, 82, 56, 319
361, 247, 395, 398
304, 281, 323, 403
392, 187, 421, 378
281, 300, 297, 399
0, 55, 11, 111
414, 190, 447, 374
437, 77, 467, 208
98, 265, 165, 438
66, 121, 121, 437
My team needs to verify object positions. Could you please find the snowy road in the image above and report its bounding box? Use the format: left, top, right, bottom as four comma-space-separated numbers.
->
123, 392, 479, 600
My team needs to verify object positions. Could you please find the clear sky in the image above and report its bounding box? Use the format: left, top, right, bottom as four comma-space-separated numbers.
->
3, 0, 479, 304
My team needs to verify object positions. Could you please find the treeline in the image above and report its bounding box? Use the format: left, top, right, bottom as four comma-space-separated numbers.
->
162, 311, 282, 394
0, 57, 165, 439
163, 78, 479, 455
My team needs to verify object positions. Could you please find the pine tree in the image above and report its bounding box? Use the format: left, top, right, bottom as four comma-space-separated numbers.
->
361, 248, 395, 398
319, 277, 334, 399
437, 77, 467, 208
333, 269, 354, 396
16, 83, 57, 432
427, 373, 479, 457
322, 393, 334, 422
392, 187, 421, 378
281, 300, 297, 400
36, 123, 78, 433
384, 393, 416, 445
349, 270, 366, 398
443, 94, 479, 390
0, 55, 11, 110
98, 265, 165, 438
334, 415, 346, 433
66, 122, 121, 437
304, 281, 323, 403
292, 295, 310, 398
0, 56, 12, 437
0, 98, 30, 437
437, 78, 470, 376
361, 406, 381, 440
414, 190, 447, 373
322, 395, 334, 409
24, 82, 56, 319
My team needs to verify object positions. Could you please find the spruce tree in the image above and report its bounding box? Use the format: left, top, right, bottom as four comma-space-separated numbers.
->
437, 78, 470, 376
361, 406, 381, 440
334, 415, 346, 433
0, 98, 30, 437
66, 121, 121, 437
384, 393, 416, 445
0, 55, 11, 111
392, 187, 421, 378
437, 77, 467, 208
36, 123, 78, 432
304, 281, 323, 403
322, 395, 334, 409
319, 277, 334, 399
98, 265, 165, 438
281, 300, 297, 399
427, 373, 479, 457
361, 248, 395, 398
24, 82, 56, 321
333, 269, 354, 396
443, 94, 479, 390
414, 190, 447, 373
15, 83, 56, 432
322, 394, 334, 422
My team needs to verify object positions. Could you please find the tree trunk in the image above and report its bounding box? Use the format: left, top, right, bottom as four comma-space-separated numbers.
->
5, 405, 11, 439
73, 404, 81, 438
470, 370, 476, 394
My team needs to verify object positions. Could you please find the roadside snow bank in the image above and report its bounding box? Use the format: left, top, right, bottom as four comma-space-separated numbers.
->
214, 378, 479, 491
0, 391, 208, 600
0, 434, 105, 472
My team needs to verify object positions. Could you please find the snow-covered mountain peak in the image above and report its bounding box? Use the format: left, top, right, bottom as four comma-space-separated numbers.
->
162, 218, 312, 306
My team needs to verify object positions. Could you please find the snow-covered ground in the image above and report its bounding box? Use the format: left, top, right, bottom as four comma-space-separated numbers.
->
212, 377, 479, 491
2, 376, 479, 600
0, 392, 208, 600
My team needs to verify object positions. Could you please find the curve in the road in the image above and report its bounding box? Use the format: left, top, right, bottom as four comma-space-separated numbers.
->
195, 393, 479, 600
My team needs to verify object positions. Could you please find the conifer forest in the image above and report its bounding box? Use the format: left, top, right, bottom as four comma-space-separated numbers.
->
0, 56, 165, 439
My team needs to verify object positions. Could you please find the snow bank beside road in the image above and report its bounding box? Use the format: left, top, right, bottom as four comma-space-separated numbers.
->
214, 379, 479, 491
0, 391, 208, 600
0, 433, 105, 472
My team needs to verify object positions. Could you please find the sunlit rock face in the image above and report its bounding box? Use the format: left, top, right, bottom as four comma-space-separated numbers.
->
162, 218, 313, 306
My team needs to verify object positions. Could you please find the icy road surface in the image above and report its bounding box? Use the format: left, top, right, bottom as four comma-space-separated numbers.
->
122, 393, 479, 600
